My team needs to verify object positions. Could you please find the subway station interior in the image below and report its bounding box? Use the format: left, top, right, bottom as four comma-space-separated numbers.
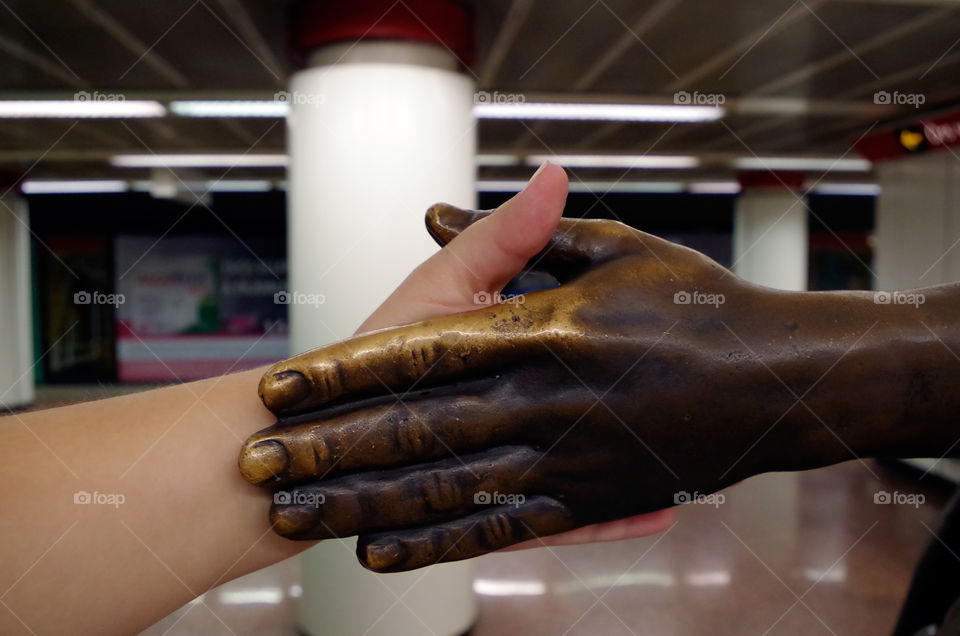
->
3, 1, 960, 634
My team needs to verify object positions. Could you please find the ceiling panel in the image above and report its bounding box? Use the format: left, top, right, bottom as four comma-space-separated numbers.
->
0, 0, 959, 181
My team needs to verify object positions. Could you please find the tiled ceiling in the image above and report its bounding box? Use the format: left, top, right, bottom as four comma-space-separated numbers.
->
2, 0, 960, 181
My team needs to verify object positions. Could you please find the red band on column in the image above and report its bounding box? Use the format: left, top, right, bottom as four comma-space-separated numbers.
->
291, 0, 474, 67
737, 171, 806, 191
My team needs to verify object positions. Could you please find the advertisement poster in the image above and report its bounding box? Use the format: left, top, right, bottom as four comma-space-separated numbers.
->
115, 236, 289, 382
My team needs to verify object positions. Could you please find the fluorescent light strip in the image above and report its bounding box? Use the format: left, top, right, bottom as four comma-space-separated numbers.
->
204, 179, 274, 192
477, 154, 521, 167
810, 183, 880, 196
733, 157, 871, 172
689, 181, 741, 194
474, 102, 724, 122
477, 180, 686, 194
129, 179, 277, 193
21, 180, 129, 194
527, 154, 699, 169
170, 100, 289, 118
111, 154, 288, 168
0, 100, 165, 118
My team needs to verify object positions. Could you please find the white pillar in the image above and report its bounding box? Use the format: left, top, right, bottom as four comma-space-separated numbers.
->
875, 153, 960, 289
287, 41, 477, 636
0, 193, 35, 409
733, 179, 809, 291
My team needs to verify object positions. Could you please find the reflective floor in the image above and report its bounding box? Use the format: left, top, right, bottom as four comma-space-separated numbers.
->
143, 460, 951, 635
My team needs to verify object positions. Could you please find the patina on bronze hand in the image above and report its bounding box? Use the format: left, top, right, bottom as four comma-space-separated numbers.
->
240, 204, 960, 573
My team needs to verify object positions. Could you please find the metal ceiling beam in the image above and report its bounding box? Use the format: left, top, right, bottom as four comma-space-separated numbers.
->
700, 45, 960, 149
834, 0, 960, 6
0, 34, 84, 88
666, 0, 828, 92
64, 0, 190, 88
751, 6, 955, 95
571, 0, 681, 91
479, 0, 535, 87
211, 0, 286, 84
509, 0, 682, 153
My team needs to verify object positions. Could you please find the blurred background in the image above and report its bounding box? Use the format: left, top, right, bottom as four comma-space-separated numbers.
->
2, 0, 960, 634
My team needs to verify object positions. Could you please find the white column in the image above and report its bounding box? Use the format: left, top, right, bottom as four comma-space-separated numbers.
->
873, 150, 960, 480
875, 153, 960, 289
0, 193, 35, 409
287, 41, 477, 636
733, 185, 809, 291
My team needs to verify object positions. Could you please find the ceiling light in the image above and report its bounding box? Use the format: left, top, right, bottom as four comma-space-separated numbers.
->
474, 102, 724, 122
477, 179, 686, 193
0, 100, 165, 118
689, 181, 741, 194
20, 180, 129, 194
526, 154, 700, 169
111, 154, 288, 168
477, 154, 521, 167
810, 183, 880, 196
170, 100, 289, 118
732, 157, 871, 172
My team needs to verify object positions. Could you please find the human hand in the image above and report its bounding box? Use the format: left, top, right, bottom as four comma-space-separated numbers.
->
241, 165, 800, 572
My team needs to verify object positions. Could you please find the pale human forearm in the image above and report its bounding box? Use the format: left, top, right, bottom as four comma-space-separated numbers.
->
0, 367, 311, 635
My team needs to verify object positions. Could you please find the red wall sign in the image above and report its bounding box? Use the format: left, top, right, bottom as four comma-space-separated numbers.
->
856, 108, 960, 162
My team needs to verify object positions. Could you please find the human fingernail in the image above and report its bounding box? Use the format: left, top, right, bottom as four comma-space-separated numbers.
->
530, 161, 551, 181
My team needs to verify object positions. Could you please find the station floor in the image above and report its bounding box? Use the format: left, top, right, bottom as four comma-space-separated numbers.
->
141, 459, 953, 636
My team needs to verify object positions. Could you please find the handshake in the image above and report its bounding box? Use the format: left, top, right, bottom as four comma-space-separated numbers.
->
237, 192, 923, 573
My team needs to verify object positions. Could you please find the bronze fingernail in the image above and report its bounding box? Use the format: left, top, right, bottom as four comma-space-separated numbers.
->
239, 440, 289, 484
364, 541, 408, 571
261, 369, 310, 411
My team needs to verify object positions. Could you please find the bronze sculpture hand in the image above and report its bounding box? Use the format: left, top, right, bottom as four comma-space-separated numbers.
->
240, 204, 960, 573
